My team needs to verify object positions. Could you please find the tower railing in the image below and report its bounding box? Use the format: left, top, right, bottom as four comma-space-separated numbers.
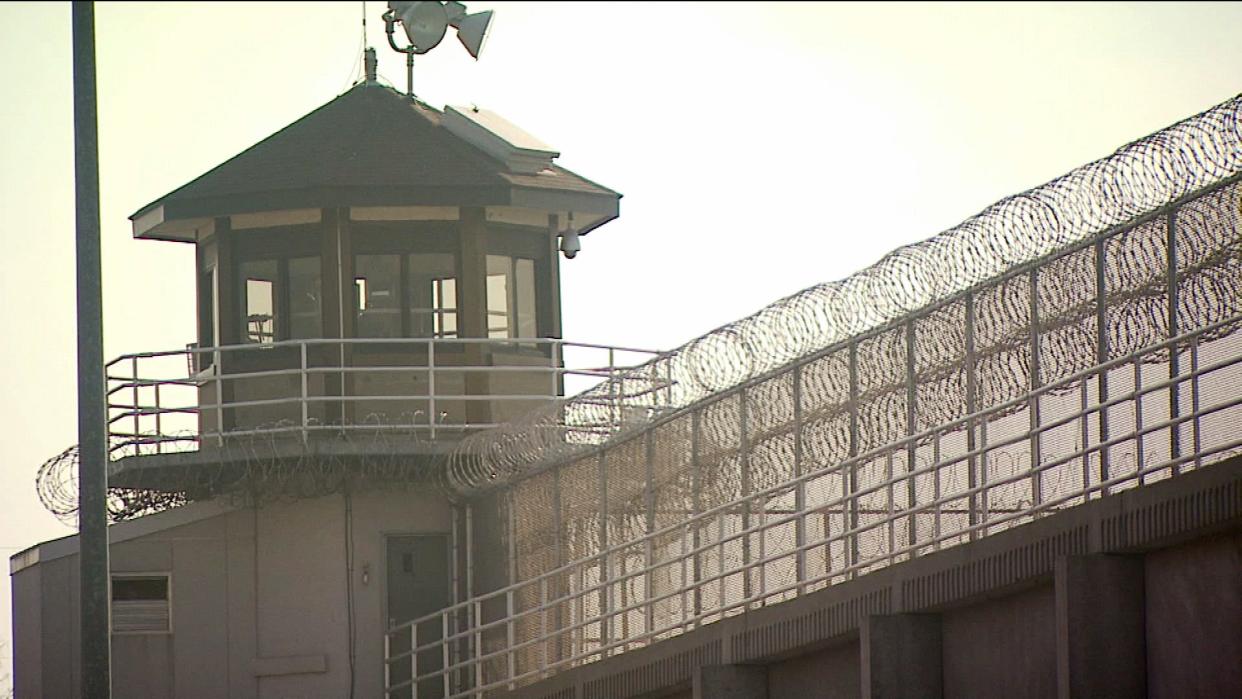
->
104, 338, 669, 459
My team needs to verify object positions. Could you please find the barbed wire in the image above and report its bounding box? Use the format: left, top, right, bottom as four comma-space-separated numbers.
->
446, 93, 1242, 494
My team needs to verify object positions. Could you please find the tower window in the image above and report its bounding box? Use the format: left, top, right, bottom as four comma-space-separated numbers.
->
239, 256, 322, 343
354, 252, 458, 339
486, 255, 537, 338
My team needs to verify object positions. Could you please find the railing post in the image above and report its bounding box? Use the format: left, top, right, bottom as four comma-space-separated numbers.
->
154, 382, 162, 455
300, 341, 309, 445
472, 599, 483, 693
1095, 238, 1111, 492
505, 589, 516, 690
384, 632, 391, 695
428, 339, 437, 440
411, 623, 419, 698
442, 612, 451, 697
905, 319, 917, 557
538, 576, 549, 676
964, 292, 979, 538
690, 409, 703, 626
1166, 209, 1182, 472
131, 355, 140, 454
214, 346, 224, 447
1029, 267, 1043, 506
1191, 336, 1202, 470
847, 342, 861, 572
643, 427, 657, 637
739, 386, 753, 604
597, 450, 611, 656
793, 364, 807, 593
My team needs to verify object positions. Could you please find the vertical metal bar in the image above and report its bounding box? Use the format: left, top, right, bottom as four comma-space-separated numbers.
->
932, 430, 942, 549
980, 413, 990, 534
131, 355, 140, 453
643, 427, 656, 636
792, 364, 807, 593
73, 2, 112, 694
738, 387, 753, 604
608, 347, 618, 431
505, 589, 516, 690
964, 292, 979, 538
716, 511, 726, 615
538, 577, 548, 675
383, 632, 391, 694
464, 503, 476, 692
1080, 381, 1091, 499
550, 463, 564, 666
690, 409, 703, 627
154, 383, 162, 454
449, 505, 460, 695
300, 341, 309, 444
905, 320, 917, 557
472, 600, 483, 692
442, 613, 451, 697
551, 341, 561, 398
597, 451, 611, 656
1029, 267, 1043, 506
428, 340, 437, 440
1134, 358, 1146, 484
885, 452, 895, 564
214, 346, 224, 446
1191, 337, 1202, 470
411, 624, 419, 699
678, 522, 690, 630
847, 343, 861, 573
1166, 209, 1182, 473
1095, 238, 1111, 492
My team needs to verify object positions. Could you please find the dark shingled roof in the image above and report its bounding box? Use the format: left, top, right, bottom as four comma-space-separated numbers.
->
131, 82, 619, 225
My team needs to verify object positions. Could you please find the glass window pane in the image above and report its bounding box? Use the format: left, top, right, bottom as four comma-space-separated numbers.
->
241, 259, 277, 344
355, 254, 401, 338
486, 254, 511, 339
408, 253, 457, 339
288, 256, 322, 339
516, 258, 536, 338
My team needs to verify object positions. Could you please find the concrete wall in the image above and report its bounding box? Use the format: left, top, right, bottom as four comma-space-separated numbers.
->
11, 488, 452, 698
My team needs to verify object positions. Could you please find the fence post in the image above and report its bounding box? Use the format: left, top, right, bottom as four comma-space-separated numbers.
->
214, 346, 224, 446
1029, 267, 1043, 506
847, 342, 861, 572
506, 589, 516, 690
643, 427, 657, 637
1095, 238, 1111, 493
793, 364, 807, 593
964, 292, 979, 539
1166, 209, 1181, 472
739, 387, 754, 604
428, 340, 437, 440
905, 319, 917, 558
300, 341, 309, 444
597, 450, 611, 657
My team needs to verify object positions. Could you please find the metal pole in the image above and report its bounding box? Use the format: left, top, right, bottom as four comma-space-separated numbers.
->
73, 3, 112, 696
406, 51, 414, 97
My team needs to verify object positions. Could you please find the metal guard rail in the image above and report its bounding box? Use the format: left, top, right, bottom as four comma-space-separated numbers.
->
104, 337, 669, 458
384, 313, 1242, 696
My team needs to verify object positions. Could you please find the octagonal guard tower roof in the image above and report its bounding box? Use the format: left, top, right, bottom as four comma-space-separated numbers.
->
130, 81, 620, 240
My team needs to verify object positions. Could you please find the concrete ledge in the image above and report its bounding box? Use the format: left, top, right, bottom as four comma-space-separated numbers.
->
251, 654, 328, 677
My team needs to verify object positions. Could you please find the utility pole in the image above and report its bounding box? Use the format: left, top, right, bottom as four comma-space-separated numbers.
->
72, 2, 112, 696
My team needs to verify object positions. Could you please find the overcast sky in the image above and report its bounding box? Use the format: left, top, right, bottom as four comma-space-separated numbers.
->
2, 1, 1241, 681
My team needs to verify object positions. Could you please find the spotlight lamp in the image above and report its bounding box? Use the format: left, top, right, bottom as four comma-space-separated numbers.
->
384, 1, 494, 95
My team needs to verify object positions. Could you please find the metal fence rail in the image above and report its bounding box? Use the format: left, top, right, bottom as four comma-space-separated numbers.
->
101, 338, 667, 458
386, 165, 1241, 695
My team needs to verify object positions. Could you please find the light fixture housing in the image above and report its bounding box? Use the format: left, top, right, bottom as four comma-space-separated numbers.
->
559, 229, 581, 259
396, 1, 449, 54
456, 10, 493, 59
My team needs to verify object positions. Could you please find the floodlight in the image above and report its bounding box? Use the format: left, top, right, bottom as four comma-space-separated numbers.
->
397, 1, 449, 54
456, 10, 493, 59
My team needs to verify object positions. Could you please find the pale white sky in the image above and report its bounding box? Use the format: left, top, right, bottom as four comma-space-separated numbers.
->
2, 1, 1240, 682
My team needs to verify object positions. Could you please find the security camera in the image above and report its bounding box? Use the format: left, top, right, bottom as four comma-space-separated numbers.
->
559, 229, 581, 259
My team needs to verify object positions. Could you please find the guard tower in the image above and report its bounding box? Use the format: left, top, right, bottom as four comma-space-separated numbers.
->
108, 75, 631, 489
12, 66, 656, 698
